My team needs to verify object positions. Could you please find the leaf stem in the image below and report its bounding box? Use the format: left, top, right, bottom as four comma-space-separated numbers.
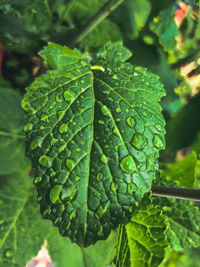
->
69, 0, 124, 46
151, 185, 200, 202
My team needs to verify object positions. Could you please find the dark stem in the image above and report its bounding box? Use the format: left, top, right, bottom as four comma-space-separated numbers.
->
151, 185, 200, 202
69, 0, 124, 46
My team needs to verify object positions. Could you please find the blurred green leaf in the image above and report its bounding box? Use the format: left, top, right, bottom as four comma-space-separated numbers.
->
0, 87, 29, 175
164, 152, 197, 188
80, 19, 122, 49
150, 6, 179, 52
166, 94, 200, 151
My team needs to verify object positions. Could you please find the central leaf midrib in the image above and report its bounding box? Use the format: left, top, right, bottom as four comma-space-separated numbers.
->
84, 70, 95, 237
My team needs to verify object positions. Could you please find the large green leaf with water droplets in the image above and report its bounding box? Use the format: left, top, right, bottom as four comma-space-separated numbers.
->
114, 195, 169, 267
22, 42, 166, 247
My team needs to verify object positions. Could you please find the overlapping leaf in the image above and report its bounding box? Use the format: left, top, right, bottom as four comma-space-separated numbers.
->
114, 195, 169, 267
22, 42, 165, 247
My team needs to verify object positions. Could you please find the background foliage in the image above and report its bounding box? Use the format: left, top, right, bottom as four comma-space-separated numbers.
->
0, 0, 200, 266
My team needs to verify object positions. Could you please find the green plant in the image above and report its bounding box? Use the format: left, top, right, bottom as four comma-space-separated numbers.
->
0, 0, 200, 266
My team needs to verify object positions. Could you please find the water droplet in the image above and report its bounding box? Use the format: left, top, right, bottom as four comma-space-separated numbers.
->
73, 122, 76, 125
98, 120, 104, 124
120, 155, 137, 174
116, 108, 121, 113
61, 185, 77, 202
100, 154, 108, 164
103, 90, 109, 95
112, 74, 118, 79
39, 155, 53, 168
58, 144, 66, 153
131, 133, 146, 149
29, 136, 43, 150
142, 111, 147, 117
126, 117, 135, 128
75, 176, 80, 181
96, 172, 103, 181
114, 145, 118, 152
24, 123, 33, 132
81, 141, 85, 146
59, 124, 68, 134
40, 114, 48, 122
49, 185, 62, 204
34, 176, 41, 184
155, 123, 162, 131
153, 135, 165, 149
66, 158, 75, 170
76, 147, 81, 152
64, 91, 73, 102
113, 127, 120, 136
101, 105, 110, 117
133, 72, 139, 76
37, 196, 42, 201
4, 249, 12, 258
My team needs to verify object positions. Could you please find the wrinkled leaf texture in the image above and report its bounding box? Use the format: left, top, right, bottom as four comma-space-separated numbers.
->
114, 195, 168, 267
22, 42, 165, 247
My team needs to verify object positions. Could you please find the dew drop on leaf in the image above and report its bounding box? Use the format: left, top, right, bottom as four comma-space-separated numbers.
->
153, 135, 165, 149
75, 176, 80, 181
96, 172, 103, 181
131, 133, 146, 149
4, 249, 12, 258
126, 117, 135, 128
120, 155, 137, 174
155, 123, 162, 131
49, 185, 62, 204
61, 185, 77, 202
29, 136, 43, 150
116, 108, 121, 113
81, 141, 85, 146
142, 111, 147, 117
23, 123, 33, 132
100, 154, 108, 164
39, 155, 53, 168
66, 158, 75, 170
59, 124, 68, 134
101, 105, 110, 117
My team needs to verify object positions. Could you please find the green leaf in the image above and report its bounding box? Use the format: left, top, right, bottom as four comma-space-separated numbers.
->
166, 94, 200, 151
80, 19, 122, 50
150, 6, 179, 52
154, 197, 200, 251
0, 87, 29, 175
22, 42, 166, 247
0, 172, 117, 267
47, 229, 117, 267
0, 0, 52, 33
114, 196, 169, 267
164, 152, 197, 188
0, 172, 47, 266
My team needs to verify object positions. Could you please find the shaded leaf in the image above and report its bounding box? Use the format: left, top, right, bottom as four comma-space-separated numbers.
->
150, 6, 179, 52
22, 42, 166, 247
80, 19, 122, 50
114, 196, 168, 267
0, 0, 52, 33
0, 87, 29, 175
164, 152, 197, 188
0, 172, 117, 267
154, 197, 200, 251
